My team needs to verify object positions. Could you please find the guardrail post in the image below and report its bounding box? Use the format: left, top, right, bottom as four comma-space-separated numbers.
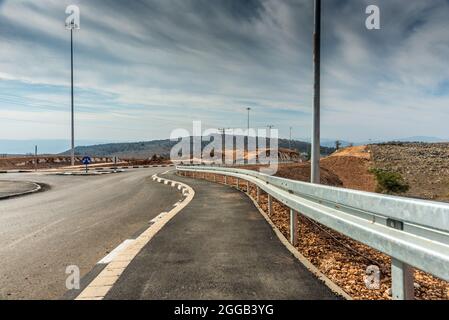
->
268, 194, 272, 215
236, 178, 240, 190
246, 181, 250, 194
213, 174, 216, 182
256, 186, 260, 203
388, 219, 414, 300
224, 175, 227, 185
290, 209, 298, 246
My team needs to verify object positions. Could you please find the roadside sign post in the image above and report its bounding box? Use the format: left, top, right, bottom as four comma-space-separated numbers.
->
82, 156, 92, 174
113, 156, 118, 172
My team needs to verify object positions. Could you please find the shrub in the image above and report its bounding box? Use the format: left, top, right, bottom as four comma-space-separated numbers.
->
369, 168, 410, 194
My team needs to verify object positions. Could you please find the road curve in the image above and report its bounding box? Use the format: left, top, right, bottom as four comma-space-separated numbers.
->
105, 173, 338, 300
0, 168, 181, 299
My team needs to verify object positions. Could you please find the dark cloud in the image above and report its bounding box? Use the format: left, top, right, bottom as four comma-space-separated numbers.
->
0, 0, 448, 141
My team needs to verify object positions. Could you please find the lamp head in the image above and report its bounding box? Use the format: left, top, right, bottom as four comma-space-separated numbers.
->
65, 5, 80, 30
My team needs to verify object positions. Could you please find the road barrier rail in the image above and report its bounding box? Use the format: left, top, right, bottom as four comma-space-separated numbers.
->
176, 165, 449, 300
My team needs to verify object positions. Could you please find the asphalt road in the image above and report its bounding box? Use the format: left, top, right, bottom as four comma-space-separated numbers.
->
0, 168, 180, 299
106, 173, 338, 300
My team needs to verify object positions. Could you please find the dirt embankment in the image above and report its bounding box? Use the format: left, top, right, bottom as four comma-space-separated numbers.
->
321, 146, 376, 192
236, 162, 343, 186
370, 143, 449, 201
238, 145, 376, 191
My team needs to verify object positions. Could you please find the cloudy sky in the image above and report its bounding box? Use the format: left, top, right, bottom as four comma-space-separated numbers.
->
0, 0, 449, 145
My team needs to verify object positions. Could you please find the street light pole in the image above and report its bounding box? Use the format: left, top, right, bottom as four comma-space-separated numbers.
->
66, 5, 79, 167
246, 107, 251, 132
311, 0, 321, 184
70, 28, 75, 166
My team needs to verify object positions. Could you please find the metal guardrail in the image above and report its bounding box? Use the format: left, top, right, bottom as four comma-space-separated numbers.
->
176, 165, 449, 300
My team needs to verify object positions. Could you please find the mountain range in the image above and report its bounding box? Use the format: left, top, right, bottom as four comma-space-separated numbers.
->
1, 136, 446, 158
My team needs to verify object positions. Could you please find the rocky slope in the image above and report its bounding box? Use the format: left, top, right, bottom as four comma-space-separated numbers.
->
369, 143, 449, 201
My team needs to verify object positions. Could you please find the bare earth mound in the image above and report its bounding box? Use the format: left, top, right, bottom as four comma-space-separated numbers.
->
237, 163, 343, 187
321, 146, 376, 192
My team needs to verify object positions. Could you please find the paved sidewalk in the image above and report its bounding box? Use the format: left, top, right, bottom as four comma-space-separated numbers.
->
105, 173, 339, 300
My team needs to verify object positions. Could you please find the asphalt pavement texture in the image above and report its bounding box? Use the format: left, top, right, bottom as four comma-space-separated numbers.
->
0, 168, 180, 299
105, 173, 338, 300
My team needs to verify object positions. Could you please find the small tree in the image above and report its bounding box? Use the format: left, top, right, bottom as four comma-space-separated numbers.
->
369, 168, 410, 194
335, 140, 341, 150
306, 144, 311, 161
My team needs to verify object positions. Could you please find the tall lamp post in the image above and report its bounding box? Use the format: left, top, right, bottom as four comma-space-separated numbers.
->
66, 5, 80, 166
246, 107, 251, 132
311, 0, 321, 184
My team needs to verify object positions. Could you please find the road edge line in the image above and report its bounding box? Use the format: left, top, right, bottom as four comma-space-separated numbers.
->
74, 173, 195, 300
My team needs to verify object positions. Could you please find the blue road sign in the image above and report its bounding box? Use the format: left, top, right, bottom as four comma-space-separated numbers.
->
82, 156, 92, 165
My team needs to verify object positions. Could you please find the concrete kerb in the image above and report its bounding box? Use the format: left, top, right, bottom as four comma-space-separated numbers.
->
178, 169, 353, 300
75, 171, 194, 300
0, 181, 42, 200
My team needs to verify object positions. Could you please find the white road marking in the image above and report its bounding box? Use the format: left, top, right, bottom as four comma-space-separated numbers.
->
97, 239, 135, 264
76, 174, 195, 300
150, 212, 168, 223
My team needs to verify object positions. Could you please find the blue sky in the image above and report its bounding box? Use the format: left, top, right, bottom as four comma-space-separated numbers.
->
0, 0, 449, 145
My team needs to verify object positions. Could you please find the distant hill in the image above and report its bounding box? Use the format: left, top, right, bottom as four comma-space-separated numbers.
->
321, 136, 448, 148
392, 136, 448, 143
64, 139, 177, 159
63, 137, 335, 159
0, 139, 115, 155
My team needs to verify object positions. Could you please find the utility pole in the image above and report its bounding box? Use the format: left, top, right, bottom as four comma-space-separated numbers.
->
266, 125, 274, 158
34, 145, 38, 172
289, 127, 292, 150
246, 107, 251, 164
311, 0, 321, 184
218, 128, 231, 166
